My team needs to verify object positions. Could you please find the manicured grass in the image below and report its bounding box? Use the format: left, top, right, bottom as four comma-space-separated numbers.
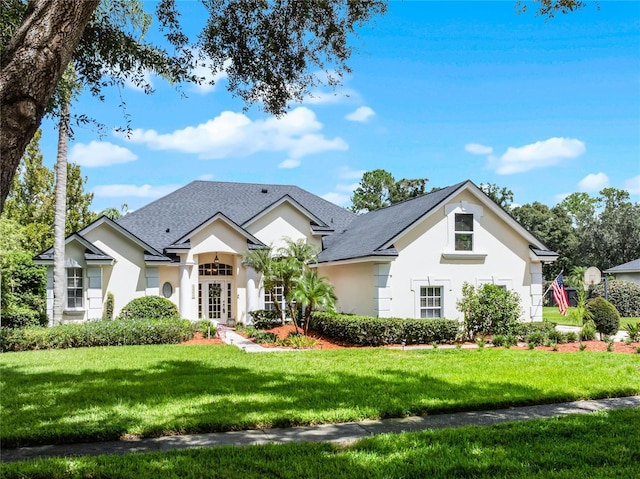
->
2, 345, 639, 448
543, 306, 640, 328
2, 408, 639, 478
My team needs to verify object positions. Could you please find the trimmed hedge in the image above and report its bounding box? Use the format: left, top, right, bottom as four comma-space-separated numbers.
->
309, 312, 460, 346
117, 296, 180, 321
585, 297, 620, 336
590, 280, 640, 318
0, 318, 194, 352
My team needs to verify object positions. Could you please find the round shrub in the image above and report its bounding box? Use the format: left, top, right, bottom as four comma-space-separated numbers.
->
585, 297, 620, 336
249, 309, 282, 329
117, 296, 179, 321
590, 280, 640, 317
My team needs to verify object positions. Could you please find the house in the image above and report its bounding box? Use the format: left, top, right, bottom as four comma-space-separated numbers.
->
34, 180, 558, 325
603, 259, 640, 285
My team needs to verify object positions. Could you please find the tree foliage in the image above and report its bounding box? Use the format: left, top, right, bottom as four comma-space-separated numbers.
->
1, 130, 95, 253
479, 183, 514, 209
0, 0, 387, 212
457, 282, 523, 339
349, 169, 428, 213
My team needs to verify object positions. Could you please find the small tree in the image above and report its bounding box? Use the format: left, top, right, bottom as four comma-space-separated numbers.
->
290, 270, 337, 336
457, 282, 522, 339
585, 297, 620, 338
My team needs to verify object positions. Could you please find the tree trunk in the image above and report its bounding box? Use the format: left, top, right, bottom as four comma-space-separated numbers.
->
52, 100, 69, 326
0, 0, 100, 213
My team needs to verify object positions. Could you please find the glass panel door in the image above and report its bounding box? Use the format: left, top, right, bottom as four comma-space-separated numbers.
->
199, 281, 232, 320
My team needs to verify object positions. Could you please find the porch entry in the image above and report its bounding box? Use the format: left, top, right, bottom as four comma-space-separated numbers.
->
198, 280, 232, 321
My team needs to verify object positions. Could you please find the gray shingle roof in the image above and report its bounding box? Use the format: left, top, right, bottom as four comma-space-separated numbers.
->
318, 182, 468, 263
117, 181, 356, 252
604, 258, 640, 273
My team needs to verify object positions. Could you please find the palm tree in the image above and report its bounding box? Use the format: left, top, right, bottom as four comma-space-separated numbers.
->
290, 270, 337, 335
243, 246, 283, 319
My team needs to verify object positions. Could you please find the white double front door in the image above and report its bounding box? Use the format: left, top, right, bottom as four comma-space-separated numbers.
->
199, 280, 232, 321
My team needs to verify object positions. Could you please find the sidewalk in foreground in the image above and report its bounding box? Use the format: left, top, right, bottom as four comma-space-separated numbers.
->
3, 396, 639, 464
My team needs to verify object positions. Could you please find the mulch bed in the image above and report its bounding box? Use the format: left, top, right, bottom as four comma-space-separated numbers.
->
182, 326, 640, 354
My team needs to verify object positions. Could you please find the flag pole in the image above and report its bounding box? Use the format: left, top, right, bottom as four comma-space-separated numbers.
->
533, 270, 563, 321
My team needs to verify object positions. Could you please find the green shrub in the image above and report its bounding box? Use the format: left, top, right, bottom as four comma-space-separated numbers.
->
0, 318, 193, 352
193, 320, 217, 336
491, 334, 506, 347
580, 320, 597, 341
252, 331, 278, 344
547, 329, 567, 344
249, 309, 282, 329
525, 330, 545, 347
117, 296, 179, 321
102, 292, 115, 320
585, 297, 620, 336
1, 303, 44, 328
590, 280, 640, 317
515, 322, 555, 342
280, 331, 319, 349
309, 312, 460, 346
457, 283, 522, 339
565, 331, 578, 343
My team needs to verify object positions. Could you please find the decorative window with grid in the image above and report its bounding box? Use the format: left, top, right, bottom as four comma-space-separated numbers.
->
454, 213, 474, 251
419, 286, 442, 318
66, 268, 83, 309
265, 285, 285, 312
199, 263, 233, 276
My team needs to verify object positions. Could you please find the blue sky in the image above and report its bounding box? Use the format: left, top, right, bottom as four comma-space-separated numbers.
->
37, 1, 640, 212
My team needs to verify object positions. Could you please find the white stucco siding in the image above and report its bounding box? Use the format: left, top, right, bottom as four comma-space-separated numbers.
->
390, 190, 536, 321
189, 220, 249, 259
247, 202, 322, 251
317, 263, 375, 316
84, 224, 147, 316
159, 266, 180, 304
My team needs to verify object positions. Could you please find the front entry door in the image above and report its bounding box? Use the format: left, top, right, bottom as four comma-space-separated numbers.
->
199, 281, 232, 321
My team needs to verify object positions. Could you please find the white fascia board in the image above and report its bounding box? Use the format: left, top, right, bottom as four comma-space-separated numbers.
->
314, 255, 396, 267
529, 250, 559, 263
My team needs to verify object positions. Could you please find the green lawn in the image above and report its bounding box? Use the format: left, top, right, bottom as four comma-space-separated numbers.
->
2, 408, 639, 479
543, 306, 640, 327
2, 345, 639, 448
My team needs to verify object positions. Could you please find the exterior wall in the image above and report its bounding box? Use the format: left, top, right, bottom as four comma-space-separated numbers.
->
387, 189, 538, 321
317, 262, 375, 316
613, 273, 640, 285
84, 224, 149, 317
246, 202, 323, 251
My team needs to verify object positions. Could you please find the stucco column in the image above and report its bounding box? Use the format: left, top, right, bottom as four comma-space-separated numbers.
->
179, 263, 192, 319
246, 267, 259, 324
529, 262, 543, 322
374, 263, 393, 317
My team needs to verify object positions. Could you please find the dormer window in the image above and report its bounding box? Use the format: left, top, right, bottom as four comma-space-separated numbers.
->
454, 213, 474, 251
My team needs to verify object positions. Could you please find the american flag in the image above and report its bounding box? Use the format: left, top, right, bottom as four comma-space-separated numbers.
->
551, 273, 569, 316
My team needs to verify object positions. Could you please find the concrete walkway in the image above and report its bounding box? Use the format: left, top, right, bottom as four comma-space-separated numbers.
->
2, 396, 639, 463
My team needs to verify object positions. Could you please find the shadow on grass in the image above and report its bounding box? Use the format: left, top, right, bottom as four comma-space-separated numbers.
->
1, 348, 638, 448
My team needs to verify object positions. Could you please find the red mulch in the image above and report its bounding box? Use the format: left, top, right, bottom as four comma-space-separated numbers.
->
181, 326, 640, 354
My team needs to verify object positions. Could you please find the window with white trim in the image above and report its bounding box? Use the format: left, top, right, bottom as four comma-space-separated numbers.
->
265, 285, 285, 312
66, 268, 84, 309
420, 286, 443, 318
454, 213, 473, 251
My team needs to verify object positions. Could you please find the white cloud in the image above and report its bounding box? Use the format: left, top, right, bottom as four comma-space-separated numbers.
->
578, 172, 609, 192
93, 184, 181, 198
321, 192, 350, 206
121, 107, 347, 163
338, 166, 365, 180
69, 141, 138, 167
198, 174, 214, 181
345, 106, 376, 123
465, 143, 493, 155
555, 192, 570, 203
624, 175, 640, 195
278, 159, 300, 169
494, 137, 586, 175
336, 182, 359, 193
